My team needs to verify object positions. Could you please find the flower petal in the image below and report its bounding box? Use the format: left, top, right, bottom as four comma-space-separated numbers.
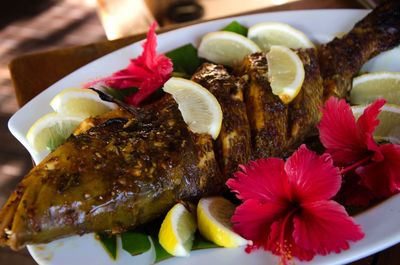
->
293, 200, 364, 255
227, 158, 288, 203
126, 55, 173, 106
356, 144, 400, 197
231, 200, 287, 247
83, 22, 172, 106
139, 22, 158, 67
284, 145, 341, 202
266, 215, 315, 262
336, 172, 375, 206
318, 97, 367, 165
356, 99, 386, 155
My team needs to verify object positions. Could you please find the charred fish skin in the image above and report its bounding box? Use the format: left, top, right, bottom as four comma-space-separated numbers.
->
237, 52, 289, 158
191, 63, 251, 177
287, 49, 324, 151
237, 49, 323, 158
0, 96, 222, 250
319, 0, 400, 99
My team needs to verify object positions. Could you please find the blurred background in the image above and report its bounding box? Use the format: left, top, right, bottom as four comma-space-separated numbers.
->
0, 0, 375, 264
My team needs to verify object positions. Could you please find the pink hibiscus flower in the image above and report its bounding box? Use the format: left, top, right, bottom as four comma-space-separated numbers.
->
318, 97, 400, 199
226, 145, 364, 264
85, 22, 173, 106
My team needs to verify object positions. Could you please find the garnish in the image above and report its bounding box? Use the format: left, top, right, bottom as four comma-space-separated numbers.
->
158, 202, 197, 257
197, 197, 248, 248
248, 22, 314, 51
96, 233, 118, 260
266, 45, 305, 104
222, 21, 248, 36
85, 22, 173, 106
151, 233, 173, 262
162, 77, 223, 139
319, 98, 400, 201
197, 31, 260, 67
166, 44, 203, 77
192, 233, 220, 250
121, 230, 152, 256
26, 113, 82, 153
226, 145, 364, 264
350, 72, 400, 105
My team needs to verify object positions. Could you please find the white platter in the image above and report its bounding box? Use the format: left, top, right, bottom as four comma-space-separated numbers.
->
8, 8, 400, 265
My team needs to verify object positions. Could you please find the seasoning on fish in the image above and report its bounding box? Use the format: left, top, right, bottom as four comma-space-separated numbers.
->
191, 63, 251, 177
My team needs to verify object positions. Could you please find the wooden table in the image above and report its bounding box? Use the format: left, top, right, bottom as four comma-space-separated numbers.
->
7, 0, 400, 264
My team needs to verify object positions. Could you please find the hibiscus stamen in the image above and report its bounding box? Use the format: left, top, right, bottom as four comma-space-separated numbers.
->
339, 155, 372, 175
277, 209, 296, 265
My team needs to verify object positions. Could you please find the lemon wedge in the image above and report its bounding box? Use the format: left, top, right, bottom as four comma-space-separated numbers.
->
26, 112, 82, 152
162, 77, 223, 139
266, 45, 305, 104
158, 203, 197, 257
248, 22, 314, 51
27, 88, 116, 152
197, 197, 248, 248
352, 104, 400, 144
50, 88, 116, 118
351, 72, 400, 105
198, 31, 261, 67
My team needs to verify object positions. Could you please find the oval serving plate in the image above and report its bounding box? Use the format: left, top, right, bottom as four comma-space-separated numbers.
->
8, 9, 400, 265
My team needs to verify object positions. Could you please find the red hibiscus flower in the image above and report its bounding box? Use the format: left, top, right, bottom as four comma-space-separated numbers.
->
318, 97, 400, 200
85, 22, 173, 106
226, 145, 364, 264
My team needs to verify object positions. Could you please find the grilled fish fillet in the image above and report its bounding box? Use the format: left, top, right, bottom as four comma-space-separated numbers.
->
237, 49, 323, 158
1, 0, 400, 250
191, 63, 251, 177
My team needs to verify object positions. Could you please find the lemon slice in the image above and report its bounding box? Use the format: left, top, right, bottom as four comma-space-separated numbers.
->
266, 45, 305, 104
197, 197, 249, 248
248, 22, 314, 51
352, 104, 400, 144
26, 112, 82, 152
50, 88, 116, 118
198, 31, 261, 67
158, 203, 197, 257
162, 77, 223, 139
351, 72, 400, 105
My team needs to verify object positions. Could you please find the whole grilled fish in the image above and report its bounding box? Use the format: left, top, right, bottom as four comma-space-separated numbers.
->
1, 0, 400, 250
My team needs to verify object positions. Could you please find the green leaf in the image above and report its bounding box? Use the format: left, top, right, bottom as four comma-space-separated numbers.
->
102, 86, 138, 101
96, 233, 117, 260
121, 230, 152, 256
192, 233, 220, 250
166, 44, 203, 76
150, 233, 173, 263
222, 21, 248, 36
171, 71, 191, 79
